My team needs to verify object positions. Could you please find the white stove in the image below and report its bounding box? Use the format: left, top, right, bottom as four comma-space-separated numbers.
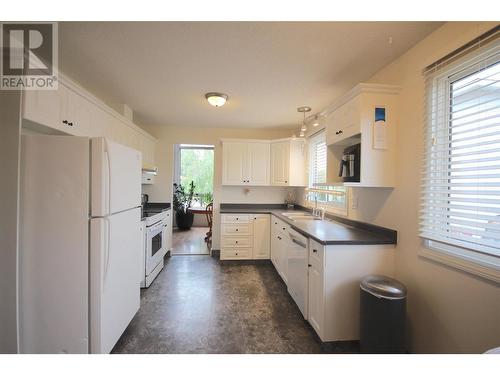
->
140, 207, 171, 288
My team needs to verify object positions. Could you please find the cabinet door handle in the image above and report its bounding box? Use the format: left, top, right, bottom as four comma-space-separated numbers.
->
338, 130, 343, 134
235, 241, 238, 244
308, 264, 312, 267
313, 249, 317, 253
62, 120, 68, 124
235, 229, 239, 232
285, 180, 288, 183
68, 122, 73, 126
236, 218, 238, 220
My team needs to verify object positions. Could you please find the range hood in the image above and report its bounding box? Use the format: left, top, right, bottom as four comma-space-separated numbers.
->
142, 167, 158, 185
141, 167, 158, 176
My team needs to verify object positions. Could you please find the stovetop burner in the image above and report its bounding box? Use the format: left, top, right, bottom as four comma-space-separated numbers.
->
141, 202, 171, 220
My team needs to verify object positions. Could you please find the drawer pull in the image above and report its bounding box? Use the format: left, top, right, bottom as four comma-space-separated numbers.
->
236, 218, 239, 220
235, 241, 238, 244
235, 229, 239, 232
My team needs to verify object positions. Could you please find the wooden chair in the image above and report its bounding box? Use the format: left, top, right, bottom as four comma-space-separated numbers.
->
204, 202, 213, 248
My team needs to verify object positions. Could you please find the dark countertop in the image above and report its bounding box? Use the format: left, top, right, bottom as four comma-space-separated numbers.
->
141, 202, 171, 220
219, 204, 397, 246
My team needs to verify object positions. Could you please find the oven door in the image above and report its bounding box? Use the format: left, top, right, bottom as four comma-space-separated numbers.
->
145, 220, 166, 275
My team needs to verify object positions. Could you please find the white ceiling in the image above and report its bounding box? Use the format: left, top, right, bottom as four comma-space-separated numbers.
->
59, 22, 442, 129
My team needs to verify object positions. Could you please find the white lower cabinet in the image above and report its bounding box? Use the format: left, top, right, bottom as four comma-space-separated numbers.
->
220, 214, 271, 260
252, 214, 271, 259
270, 217, 289, 284
307, 239, 394, 342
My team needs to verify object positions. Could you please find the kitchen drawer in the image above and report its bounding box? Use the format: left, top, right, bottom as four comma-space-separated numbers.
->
220, 247, 252, 260
222, 223, 253, 236
222, 214, 250, 224
309, 239, 324, 267
222, 236, 252, 248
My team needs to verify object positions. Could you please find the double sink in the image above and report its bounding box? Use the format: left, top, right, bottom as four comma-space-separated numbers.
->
281, 212, 323, 222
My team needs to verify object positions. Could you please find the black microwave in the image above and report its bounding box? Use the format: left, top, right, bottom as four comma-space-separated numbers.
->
338, 143, 360, 183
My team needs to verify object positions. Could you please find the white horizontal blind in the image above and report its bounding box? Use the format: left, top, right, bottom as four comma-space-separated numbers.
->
307, 131, 347, 208
309, 130, 327, 187
421, 32, 500, 259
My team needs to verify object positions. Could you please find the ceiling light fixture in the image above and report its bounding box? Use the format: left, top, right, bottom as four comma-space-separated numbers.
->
297, 106, 311, 133
312, 115, 320, 127
205, 92, 228, 107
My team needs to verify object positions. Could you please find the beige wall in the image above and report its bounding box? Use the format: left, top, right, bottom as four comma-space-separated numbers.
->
0, 90, 21, 353
297, 22, 500, 353
141, 125, 294, 250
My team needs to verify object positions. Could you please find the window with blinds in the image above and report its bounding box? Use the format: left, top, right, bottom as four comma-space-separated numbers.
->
307, 131, 347, 209
309, 131, 327, 187
421, 29, 500, 276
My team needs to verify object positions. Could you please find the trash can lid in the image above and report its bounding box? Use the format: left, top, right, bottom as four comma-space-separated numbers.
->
360, 275, 407, 300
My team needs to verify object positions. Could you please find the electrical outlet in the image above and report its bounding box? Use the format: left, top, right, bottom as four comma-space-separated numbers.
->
352, 196, 359, 209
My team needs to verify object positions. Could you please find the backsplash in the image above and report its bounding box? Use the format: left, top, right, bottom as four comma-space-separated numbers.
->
219, 186, 295, 204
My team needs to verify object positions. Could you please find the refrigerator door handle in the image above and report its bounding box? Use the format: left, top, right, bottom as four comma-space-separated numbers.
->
103, 140, 111, 216
103, 217, 111, 284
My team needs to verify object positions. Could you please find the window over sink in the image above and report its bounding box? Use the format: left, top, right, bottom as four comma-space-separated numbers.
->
307, 130, 348, 214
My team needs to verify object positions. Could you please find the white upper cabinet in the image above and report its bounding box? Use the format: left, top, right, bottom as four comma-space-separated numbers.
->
270, 141, 289, 186
222, 138, 305, 187
59, 85, 91, 137
325, 83, 400, 187
271, 139, 306, 187
247, 142, 271, 186
222, 141, 270, 186
222, 141, 248, 185
22, 87, 66, 133
325, 95, 361, 145
22, 75, 157, 168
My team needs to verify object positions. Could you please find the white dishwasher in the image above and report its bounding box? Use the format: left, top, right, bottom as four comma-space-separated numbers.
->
287, 228, 309, 319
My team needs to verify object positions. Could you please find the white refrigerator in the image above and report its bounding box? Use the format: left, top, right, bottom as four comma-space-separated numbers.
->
19, 135, 142, 354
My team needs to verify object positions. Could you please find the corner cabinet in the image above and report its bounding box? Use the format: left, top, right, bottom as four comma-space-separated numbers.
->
270, 139, 307, 187
222, 140, 270, 186
325, 83, 400, 187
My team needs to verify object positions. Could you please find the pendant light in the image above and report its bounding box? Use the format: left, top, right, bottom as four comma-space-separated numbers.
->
297, 106, 311, 135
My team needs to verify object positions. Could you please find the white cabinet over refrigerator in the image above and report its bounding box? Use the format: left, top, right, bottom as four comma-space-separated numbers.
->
20, 135, 142, 354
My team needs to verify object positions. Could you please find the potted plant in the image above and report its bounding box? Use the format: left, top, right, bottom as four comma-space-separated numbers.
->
173, 181, 196, 230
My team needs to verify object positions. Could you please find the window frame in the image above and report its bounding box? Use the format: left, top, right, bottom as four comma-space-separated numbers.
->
174, 144, 215, 207
420, 41, 500, 283
306, 130, 348, 215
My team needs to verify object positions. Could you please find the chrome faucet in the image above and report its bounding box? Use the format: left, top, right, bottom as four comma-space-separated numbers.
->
308, 192, 326, 220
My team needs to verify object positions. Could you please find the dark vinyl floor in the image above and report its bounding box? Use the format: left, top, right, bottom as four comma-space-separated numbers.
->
112, 255, 357, 354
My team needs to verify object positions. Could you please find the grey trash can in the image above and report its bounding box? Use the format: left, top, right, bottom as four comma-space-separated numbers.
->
360, 275, 407, 353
